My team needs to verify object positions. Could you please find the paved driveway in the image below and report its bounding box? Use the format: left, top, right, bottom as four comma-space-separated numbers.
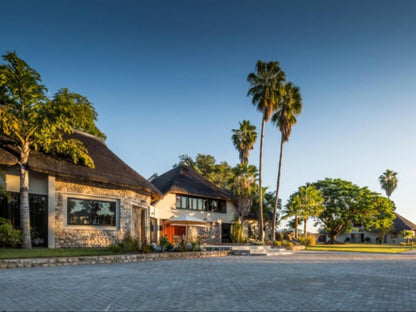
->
1, 251, 416, 311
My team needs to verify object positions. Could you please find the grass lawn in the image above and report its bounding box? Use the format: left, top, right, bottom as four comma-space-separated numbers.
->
0, 248, 115, 259
307, 243, 416, 254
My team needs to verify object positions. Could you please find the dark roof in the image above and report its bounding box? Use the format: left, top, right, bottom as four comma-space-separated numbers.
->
393, 213, 416, 231
151, 164, 232, 200
0, 131, 161, 200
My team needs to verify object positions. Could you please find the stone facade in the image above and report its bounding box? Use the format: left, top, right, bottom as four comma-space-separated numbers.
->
55, 179, 150, 248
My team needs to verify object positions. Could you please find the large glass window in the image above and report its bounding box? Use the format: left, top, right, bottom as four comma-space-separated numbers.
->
67, 198, 116, 226
175, 195, 226, 213
0, 192, 48, 246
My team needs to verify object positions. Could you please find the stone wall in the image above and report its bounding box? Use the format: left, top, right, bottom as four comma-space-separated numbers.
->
0, 251, 229, 269
55, 179, 150, 248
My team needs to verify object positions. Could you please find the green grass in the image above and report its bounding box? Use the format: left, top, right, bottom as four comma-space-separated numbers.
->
306, 243, 416, 254
0, 248, 115, 259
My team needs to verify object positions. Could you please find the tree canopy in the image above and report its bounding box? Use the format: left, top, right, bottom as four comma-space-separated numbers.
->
0, 51, 105, 248
309, 178, 395, 244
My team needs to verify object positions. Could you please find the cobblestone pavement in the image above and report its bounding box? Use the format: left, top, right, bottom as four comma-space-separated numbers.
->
2, 251, 416, 311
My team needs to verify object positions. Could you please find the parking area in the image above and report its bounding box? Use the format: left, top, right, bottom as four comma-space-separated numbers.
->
1, 251, 416, 311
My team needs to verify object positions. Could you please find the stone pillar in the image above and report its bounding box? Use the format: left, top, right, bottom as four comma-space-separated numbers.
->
48, 175, 55, 248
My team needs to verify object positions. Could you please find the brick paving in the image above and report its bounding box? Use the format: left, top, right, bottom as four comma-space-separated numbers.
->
1, 251, 416, 311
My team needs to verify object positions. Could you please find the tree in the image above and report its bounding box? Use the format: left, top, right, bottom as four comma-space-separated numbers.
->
371, 196, 396, 244
271, 82, 303, 243
379, 169, 398, 198
282, 192, 302, 239
230, 163, 258, 220
247, 60, 286, 241
285, 186, 324, 238
231, 120, 257, 164
310, 178, 395, 244
0, 51, 104, 248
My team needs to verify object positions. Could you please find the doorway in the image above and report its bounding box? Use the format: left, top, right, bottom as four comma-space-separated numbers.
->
132, 206, 146, 244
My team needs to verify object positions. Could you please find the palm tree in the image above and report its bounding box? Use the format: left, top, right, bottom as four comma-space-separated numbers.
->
232, 120, 257, 164
270, 82, 303, 244
379, 169, 398, 198
247, 60, 286, 241
282, 193, 301, 239
296, 186, 324, 237
230, 164, 258, 222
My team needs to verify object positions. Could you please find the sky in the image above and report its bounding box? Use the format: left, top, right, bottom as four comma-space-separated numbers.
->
1, 0, 415, 227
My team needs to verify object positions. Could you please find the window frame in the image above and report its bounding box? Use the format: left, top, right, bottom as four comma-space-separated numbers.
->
63, 194, 120, 230
175, 194, 226, 214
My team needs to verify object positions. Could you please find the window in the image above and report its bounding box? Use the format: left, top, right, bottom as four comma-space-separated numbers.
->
0, 192, 48, 246
175, 195, 226, 213
67, 198, 116, 226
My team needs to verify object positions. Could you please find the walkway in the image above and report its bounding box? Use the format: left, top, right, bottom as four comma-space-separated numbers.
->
1, 251, 416, 311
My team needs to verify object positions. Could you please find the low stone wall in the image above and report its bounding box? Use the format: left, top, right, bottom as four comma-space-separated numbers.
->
0, 250, 229, 269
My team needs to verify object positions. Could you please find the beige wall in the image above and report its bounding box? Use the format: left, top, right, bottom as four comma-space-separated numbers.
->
3, 168, 48, 195
153, 193, 238, 243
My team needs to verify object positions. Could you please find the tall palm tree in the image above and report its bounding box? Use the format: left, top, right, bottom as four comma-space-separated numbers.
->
270, 82, 303, 244
232, 120, 257, 164
379, 169, 398, 198
247, 60, 286, 241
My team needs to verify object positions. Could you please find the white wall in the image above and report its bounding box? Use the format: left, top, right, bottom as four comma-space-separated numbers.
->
153, 193, 238, 223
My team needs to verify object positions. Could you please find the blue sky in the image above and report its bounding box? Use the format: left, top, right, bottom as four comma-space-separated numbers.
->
2, 0, 415, 226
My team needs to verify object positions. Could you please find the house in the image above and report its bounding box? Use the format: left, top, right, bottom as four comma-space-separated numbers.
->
336, 212, 416, 244
150, 164, 238, 244
0, 130, 161, 248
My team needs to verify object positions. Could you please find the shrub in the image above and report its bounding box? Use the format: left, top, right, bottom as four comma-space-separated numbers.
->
159, 235, 170, 252
112, 234, 141, 253
273, 241, 282, 248
231, 218, 244, 243
364, 237, 371, 243
0, 218, 22, 248
298, 235, 316, 247
141, 241, 152, 254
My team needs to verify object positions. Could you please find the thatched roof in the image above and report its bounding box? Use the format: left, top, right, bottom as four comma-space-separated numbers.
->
151, 164, 232, 200
393, 213, 416, 231
0, 131, 161, 200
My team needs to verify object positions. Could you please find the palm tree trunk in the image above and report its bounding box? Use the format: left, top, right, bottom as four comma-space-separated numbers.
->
258, 118, 265, 241
272, 136, 284, 244
20, 141, 32, 249
294, 216, 298, 239
304, 218, 307, 238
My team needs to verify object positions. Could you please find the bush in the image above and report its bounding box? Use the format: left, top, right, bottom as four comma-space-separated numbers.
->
231, 218, 245, 243
273, 241, 282, 248
111, 234, 141, 253
141, 241, 152, 254
0, 218, 22, 248
159, 235, 171, 252
298, 235, 316, 247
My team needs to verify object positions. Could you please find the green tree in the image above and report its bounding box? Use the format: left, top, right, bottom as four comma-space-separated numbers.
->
230, 163, 258, 220
271, 82, 303, 243
0, 51, 104, 248
231, 120, 257, 164
310, 178, 395, 244
285, 186, 324, 238
372, 196, 396, 244
282, 192, 301, 239
247, 60, 286, 241
378, 169, 398, 198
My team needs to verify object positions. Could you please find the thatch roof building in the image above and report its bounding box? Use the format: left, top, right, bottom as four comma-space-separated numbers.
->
151, 164, 231, 200
0, 130, 161, 200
